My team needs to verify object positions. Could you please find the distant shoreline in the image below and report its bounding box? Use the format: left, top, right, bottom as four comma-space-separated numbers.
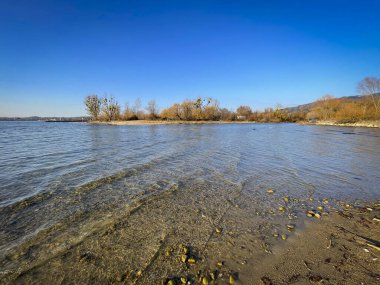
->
89, 119, 380, 128
300, 120, 380, 128
2, 119, 380, 128
88, 120, 256, 126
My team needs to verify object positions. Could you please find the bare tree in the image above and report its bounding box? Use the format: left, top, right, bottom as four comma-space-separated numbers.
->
357, 77, 380, 113
220, 108, 235, 121
160, 103, 181, 120
84, 95, 101, 120
316, 94, 337, 120
146, 100, 159, 119
180, 100, 194, 120
236, 105, 252, 119
203, 98, 221, 120
132, 98, 145, 119
132, 98, 141, 114
123, 102, 137, 120
101, 96, 120, 121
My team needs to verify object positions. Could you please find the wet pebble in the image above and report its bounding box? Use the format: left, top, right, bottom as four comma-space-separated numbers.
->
287, 224, 295, 231
229, 272, 239, 285
180, 254, 187, 263
260, 276, 273, 285
266, 188, 275, 194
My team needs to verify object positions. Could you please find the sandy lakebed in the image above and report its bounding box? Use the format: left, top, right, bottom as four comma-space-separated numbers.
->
1, 185, 379, 285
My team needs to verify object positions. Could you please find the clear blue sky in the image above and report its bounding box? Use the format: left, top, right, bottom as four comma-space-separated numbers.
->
1, 0, 379, 117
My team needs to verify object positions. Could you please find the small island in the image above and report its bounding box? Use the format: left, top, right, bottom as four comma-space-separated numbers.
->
84, 77, 380, 128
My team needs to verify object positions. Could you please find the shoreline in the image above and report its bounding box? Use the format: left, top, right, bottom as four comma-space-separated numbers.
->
89, 120, 256, 126
300, 120, 380, 128
88, 119, 380, 128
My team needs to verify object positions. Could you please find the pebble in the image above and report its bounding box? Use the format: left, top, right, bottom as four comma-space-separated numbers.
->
180, 254, 188, 263
202, 277, 209, 285
281, 234, 287, 240
287, 224, 295, 231
266, 188, 274, 194
116, 275, 124, 282
165, 248, 172, 257
217, 261, 224, 267
260, 276, 273, 285
187, 257, 196, 264
210, 271, 216, 280
229, 274, 238, 285
283, 197, 289, 203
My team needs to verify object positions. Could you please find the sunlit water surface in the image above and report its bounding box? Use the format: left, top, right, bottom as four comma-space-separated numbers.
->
1, 121, 380, 255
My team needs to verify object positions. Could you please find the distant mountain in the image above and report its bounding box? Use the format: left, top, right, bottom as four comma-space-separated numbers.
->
285, 94, 380, 113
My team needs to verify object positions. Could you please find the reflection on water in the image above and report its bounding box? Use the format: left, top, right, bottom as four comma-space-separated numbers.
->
0, 121, 380, 263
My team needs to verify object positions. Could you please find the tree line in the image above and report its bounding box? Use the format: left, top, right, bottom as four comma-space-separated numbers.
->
85, 76, 380, 123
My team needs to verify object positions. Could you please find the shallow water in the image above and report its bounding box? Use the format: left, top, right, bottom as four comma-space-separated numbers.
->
0, 121, 380, 283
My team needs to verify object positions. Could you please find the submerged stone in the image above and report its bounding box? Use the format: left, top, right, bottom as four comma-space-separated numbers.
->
165, 248, 172, 257
202, 276, 209, 285
229, 273, 239, 285
210, 271, 217, 280
180, 254, 188, 263
287, 224, 295, 230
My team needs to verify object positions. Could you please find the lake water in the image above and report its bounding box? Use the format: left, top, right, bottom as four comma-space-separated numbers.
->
0, 121, 380, 279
